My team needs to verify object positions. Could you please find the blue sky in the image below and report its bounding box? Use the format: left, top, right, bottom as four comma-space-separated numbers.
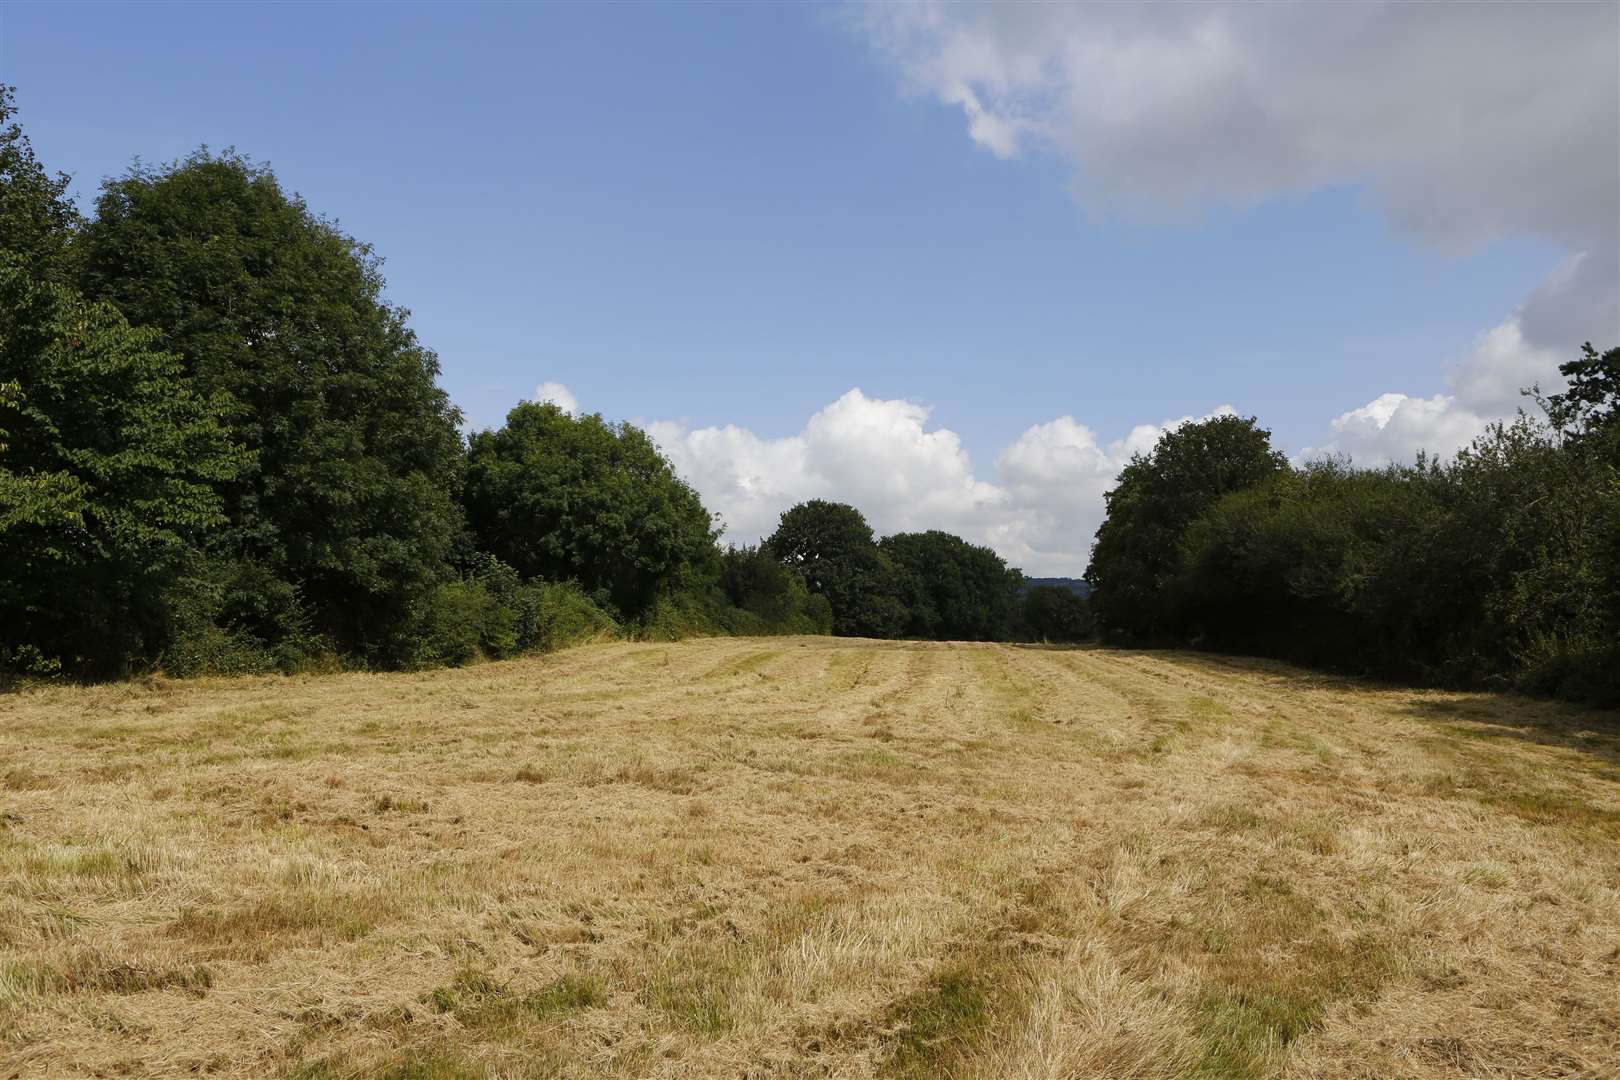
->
4, 2, 1613, 572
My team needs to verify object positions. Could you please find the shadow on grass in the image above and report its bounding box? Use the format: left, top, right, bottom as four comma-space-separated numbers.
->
1053, 643, 1620, 773
1391, 694, 1620, 775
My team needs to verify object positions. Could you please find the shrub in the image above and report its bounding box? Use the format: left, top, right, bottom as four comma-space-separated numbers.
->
638, 591, 728, 643
510, 580, 619, 653
717, 545, 833, 635
408, 569, 621, 667
161, 558, 327, 676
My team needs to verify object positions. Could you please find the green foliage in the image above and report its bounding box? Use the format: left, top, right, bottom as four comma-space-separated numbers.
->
162, 558, 326, 676
764, 500, 907, 637
0, 87, 77, 283
0, 278, 248, 678
639, 590, 730, 642
881, 530, 1024, 641
404, 557, 620, 668
1021, 584, 1094, 643
633, 548, 834, 642
75, 150, 465, 665
1087, 415, 1288, 642
1546, 343, 1620, 432
513, 580, 621, 653
1148, 357, 1620, 705
0, 105, 250, 679
717, 544, 833, 635
464, 402, 716, 619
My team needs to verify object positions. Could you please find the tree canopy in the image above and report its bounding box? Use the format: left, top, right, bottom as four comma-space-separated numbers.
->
880, 530, 1023, 641
463, 402, 717, 618
1086, 414, 1288, 641
1087, 365, 1620, 704
0, 89, 248, 677
1547, 343, 1620, 433
764, 500, 907, 638
75, 151, 466, 663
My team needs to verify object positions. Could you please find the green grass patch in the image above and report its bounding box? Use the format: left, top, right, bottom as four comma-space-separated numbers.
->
1194, 985, 1323, 1079
881, 946, 1027, 1078
426, 967, 607, 1031
170, 891, 393, 944
2, 953, 212, 1002
1481, 786, 1620, 833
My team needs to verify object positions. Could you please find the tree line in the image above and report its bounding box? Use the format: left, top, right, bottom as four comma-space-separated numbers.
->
12, 81, 1608, 702
0, 88, 1083, 682
1083, 351, 1620, 706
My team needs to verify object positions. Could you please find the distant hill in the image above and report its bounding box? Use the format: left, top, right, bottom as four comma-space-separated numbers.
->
1023, 576, 1092, 598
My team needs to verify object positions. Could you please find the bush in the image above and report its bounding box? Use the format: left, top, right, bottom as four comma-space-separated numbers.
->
390, 553, 621, 669
510, 580, 620, 653
409, 581, 498, 668
717, 545, 833, 635
161, 558, 328, 676
639, 591, 729, 643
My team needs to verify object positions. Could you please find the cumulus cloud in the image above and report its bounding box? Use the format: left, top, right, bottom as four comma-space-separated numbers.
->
1306, 316, 1564, 464
851, 1, 1618, 458
650, 389, 1232, 575
533, 381, 579, 416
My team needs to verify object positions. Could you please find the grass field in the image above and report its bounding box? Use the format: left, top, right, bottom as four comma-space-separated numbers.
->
2, 637, 1617, 1079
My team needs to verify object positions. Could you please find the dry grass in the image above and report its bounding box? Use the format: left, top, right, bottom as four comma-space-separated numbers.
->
1, 637, 1617, 1078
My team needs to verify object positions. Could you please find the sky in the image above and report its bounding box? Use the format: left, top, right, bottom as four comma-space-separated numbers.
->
4, 1, 1616, 574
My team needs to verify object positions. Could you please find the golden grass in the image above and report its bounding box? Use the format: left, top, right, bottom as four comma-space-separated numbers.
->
1, 637, 1617, 1078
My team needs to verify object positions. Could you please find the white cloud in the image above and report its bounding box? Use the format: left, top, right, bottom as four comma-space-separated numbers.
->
850, 2, 1618, 462
1306, 316, 1564, 464
651, 389, 1233, 575
852, 3, 1617, 254
533, 381, 579, 416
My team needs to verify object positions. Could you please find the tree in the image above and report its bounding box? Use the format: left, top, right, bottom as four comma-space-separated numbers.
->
0, 87, 76, 283
1022, 585, 1094, 643
1546, 343, 1620, 433
463, 402, 717, 618
1086, 414, 1288, 641
1166, 371, 1620, 705
718, 545, 832, 635
880, 530, 1023, 640
0, 91, 248, 676
764, 500, 906, 637
76, 152, 465, 663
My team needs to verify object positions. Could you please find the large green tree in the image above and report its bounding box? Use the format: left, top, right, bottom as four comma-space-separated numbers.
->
764, 500, 906, 638
0, 89, 248, 677
1086, 414, 1287, 641
75, 152, 464, 662
880, 529, 1023, 641
463, 402, 717, 618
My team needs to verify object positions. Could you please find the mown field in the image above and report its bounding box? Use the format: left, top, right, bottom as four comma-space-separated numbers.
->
1, 637, 1617, 1079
